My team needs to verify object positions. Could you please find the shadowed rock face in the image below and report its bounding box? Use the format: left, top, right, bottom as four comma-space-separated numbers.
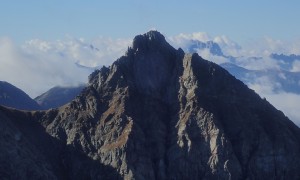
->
34, 85, 86, 110
1, 31, 300, 179
0, 81, 41, 110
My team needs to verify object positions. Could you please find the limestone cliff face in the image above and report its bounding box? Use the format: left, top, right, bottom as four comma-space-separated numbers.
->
1, 31, 300, 179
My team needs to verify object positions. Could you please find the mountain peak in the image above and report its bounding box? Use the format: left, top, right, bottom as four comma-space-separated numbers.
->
138, 30, 165, 43
144, 30, 165, 41
131, 31, 174, 53
2, 32, 300, 179
97, 31, 184, 100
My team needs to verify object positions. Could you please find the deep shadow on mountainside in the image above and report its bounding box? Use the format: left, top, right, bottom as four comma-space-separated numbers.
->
0, 81, 41, 110
34, 85, 86, 110
0, 81, 85, 111
1, 31, 300, 179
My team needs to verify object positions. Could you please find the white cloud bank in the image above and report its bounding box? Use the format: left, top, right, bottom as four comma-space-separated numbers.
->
265, 93, 300, 126
168, 32, 300, 126
168, 32, 241, 57
195, 48, 230, 64
0, 36, 131, 98
291, 60, 300, 72
249, 82, 300, 126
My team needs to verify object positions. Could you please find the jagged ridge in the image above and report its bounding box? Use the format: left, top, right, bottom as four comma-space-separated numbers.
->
1, 31, 300, 179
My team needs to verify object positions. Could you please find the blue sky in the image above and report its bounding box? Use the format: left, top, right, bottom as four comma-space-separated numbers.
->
1, 1, 300, 43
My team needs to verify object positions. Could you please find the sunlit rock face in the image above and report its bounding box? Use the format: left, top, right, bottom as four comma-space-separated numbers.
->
1, 31, 300, 180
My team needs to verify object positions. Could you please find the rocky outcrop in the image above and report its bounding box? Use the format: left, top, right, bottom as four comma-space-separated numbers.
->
1, 31, 300, 179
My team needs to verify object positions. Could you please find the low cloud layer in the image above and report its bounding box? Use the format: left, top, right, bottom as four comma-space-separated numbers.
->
23, 36, 132, 67
0, 36, 131, 98
249, 82, 300, 126
195, 49, 230, 64
266, 93, 300, 126
168, 33, 241, 58
291, 60, 300, 72
168, 32, 300, 126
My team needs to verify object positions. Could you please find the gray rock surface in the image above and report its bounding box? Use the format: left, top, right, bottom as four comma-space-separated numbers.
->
1, 31, 300, 179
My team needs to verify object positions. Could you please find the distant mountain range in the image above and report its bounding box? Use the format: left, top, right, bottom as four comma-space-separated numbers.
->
178, 38, 300, 124
0, 81, 41, 110
183, 39, 236, 62
186, 40, 224, 56
271, 53, 300, 62
0, 81, 85, 110
184, 39, 300, 93
35, 84, 86, 109
221, 62, 300, 94
270, 53, 300, 71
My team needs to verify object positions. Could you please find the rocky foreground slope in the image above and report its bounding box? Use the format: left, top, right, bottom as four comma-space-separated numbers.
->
1, 31, 300, 179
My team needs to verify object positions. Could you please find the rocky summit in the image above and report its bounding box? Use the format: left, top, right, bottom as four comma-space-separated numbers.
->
1, 31, 300, 180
